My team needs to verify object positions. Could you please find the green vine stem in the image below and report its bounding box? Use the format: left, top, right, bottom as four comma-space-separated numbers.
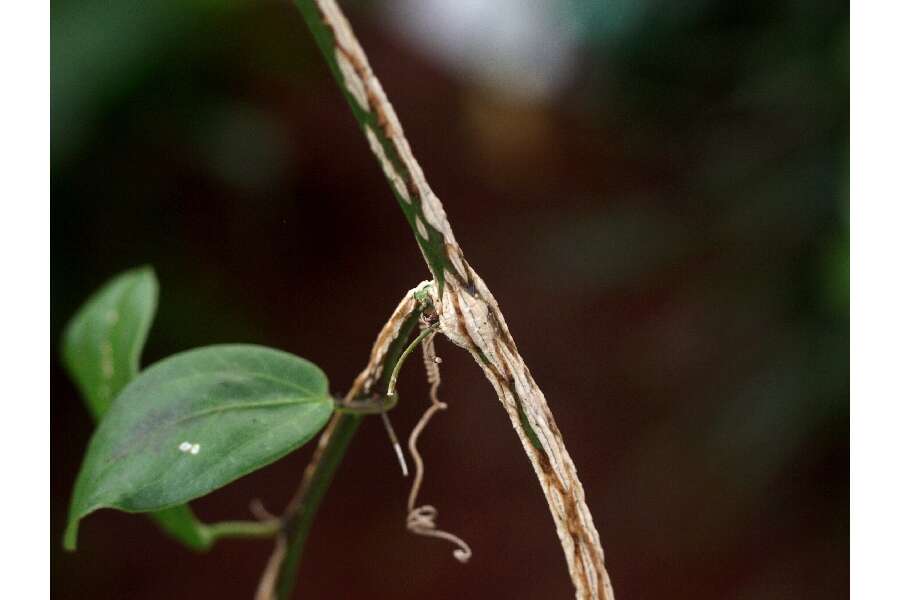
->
286, 2, 615, 599
200, 519, 281, 544
257, 283, 430, 600
267, 413, 362, 600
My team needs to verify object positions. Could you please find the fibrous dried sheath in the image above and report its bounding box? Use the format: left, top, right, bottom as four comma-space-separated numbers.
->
296, 1, 615, 597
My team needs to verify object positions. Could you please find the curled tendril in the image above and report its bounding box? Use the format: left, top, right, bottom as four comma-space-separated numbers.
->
404, 327, 472, 563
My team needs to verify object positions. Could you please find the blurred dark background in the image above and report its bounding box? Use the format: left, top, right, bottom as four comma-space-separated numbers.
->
51, 0, 848, 598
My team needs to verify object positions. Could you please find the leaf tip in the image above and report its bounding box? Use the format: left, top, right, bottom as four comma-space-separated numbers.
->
63, 520, 79, 551
133, 264, 158, 283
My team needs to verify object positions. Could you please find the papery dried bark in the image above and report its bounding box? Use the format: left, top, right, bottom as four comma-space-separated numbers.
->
291, 1, 615, 597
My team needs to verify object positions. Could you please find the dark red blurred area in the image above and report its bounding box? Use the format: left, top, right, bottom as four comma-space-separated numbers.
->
52, 1, 848, 598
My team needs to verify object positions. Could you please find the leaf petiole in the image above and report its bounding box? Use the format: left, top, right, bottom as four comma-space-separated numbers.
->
200, 519, 281, 544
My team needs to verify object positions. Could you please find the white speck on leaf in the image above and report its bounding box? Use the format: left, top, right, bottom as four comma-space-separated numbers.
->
178, 442, 192, 452
190, 444, 201, 455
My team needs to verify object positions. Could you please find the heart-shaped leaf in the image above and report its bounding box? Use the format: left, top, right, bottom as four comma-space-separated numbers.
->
65, 344, 334, 550
61, 267, 210, 549
62, 266, 158, 419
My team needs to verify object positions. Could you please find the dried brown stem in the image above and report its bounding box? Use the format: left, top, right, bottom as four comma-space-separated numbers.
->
284, 0, 613, 600
291, 1, 615, 597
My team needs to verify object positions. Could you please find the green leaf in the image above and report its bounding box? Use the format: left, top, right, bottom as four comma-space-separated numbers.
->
65, 344, 334, 550
62, 267, 211, 550
62, 266, 158, 419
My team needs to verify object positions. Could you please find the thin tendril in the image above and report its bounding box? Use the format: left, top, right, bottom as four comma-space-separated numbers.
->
405, 327, 472, 563
387, 324, 437, 398
381, 411, 408, 476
